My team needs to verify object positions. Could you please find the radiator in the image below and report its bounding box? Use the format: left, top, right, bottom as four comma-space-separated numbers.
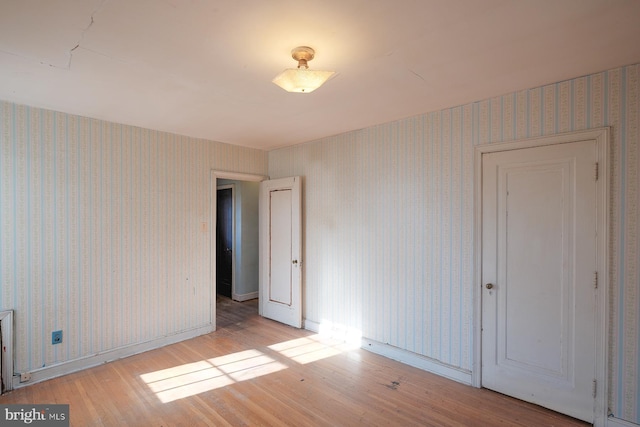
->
0, 310, 13, 393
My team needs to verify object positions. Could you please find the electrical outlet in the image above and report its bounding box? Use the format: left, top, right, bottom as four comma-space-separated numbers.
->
52, 330, 63, 345
20, 372, 32, 383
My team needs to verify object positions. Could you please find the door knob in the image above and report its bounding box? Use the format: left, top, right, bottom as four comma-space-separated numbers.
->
485, 283, 494, 289
292, 260, 298, 265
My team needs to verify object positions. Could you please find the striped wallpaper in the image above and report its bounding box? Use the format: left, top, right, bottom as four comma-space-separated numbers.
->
1, 63, 638, 423
268, 63, 640, 423
0, 102, 267, 376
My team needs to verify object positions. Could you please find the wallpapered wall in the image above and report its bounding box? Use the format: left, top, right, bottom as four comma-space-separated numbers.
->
268, 64, 640, 423
0, 103, 267, 375
1, 63, 638, 422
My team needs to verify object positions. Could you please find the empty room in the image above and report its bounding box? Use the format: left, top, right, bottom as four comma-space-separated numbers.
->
1, 1, 639, 426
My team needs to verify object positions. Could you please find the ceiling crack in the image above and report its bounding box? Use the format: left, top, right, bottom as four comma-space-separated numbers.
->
408, 68, 426, 83
0, 48, 59, 69
66, 0, 109, 69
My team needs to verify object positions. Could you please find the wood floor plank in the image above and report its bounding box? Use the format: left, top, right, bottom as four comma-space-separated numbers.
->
1, 297, 589, 426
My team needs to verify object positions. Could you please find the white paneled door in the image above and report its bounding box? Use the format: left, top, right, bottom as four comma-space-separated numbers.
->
259, 177, 302, 328
481, 140, 598, 423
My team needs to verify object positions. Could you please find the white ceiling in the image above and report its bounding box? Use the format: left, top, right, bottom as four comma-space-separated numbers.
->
1, 0, 639, 150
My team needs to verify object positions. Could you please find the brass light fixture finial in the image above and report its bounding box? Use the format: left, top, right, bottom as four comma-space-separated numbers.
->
292, 46, 315, 69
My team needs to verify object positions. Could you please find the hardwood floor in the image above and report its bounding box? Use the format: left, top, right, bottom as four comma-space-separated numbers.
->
1, 297, 589, 426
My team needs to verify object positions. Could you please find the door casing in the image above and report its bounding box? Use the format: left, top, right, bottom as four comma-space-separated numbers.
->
472, 128, 609, 426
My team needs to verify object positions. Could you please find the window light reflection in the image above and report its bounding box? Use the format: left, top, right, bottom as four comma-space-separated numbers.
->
140, 327, 362, 404
140, 349, 286, 403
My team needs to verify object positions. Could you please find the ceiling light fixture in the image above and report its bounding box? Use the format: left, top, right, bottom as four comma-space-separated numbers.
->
272, 46, 335, 93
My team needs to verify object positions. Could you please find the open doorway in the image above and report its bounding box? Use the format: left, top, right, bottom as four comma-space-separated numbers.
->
211, 171, 266, 330
216, 185, 233, 298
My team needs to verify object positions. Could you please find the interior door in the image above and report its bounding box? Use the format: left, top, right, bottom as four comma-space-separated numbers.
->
216, 187, 233, 298
259, 176, 302, 328
481, 140, 597, 422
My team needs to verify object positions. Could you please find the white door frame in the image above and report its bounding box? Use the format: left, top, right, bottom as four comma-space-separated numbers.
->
472, 128, 609, 426
210, 170, 268, 330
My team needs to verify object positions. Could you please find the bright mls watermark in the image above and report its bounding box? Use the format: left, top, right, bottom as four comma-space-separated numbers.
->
1, 405, 68, 426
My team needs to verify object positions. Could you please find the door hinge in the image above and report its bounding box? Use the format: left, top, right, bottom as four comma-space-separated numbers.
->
593, 379, 597, 398
595, 162, 599, 181
594, 271, 598, 289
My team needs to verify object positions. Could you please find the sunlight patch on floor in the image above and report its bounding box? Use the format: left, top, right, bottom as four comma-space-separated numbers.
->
141, 349, 287, 403
141, 327, 362, 403
317, 321, 362, 349
268, 335, 355, 364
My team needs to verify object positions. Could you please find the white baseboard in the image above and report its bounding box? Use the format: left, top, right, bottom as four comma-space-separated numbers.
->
361, 338, 472, 385
608, 417, 640, 427
303, 319, 320, 333
303, 319, 471, 386
12, 324, 214, 389
233, 291, 258, 302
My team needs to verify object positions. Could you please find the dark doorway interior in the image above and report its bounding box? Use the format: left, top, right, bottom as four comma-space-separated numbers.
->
216, 187, 233, 298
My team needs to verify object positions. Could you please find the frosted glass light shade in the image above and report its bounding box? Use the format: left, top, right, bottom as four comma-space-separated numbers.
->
272, 68, 335, 93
